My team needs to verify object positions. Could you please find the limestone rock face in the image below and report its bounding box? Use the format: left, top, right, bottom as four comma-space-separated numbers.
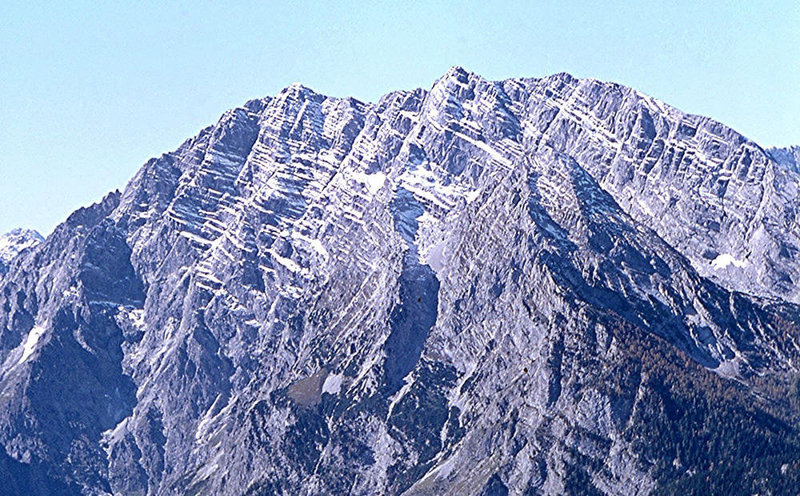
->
0, 228, 43, 274
769, 145, 800, 174
1, 68, 799, 495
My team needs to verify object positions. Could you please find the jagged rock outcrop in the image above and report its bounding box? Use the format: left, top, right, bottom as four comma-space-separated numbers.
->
769, 145, 800, 174
1, 68, 799, 495
0, 228, 43, 274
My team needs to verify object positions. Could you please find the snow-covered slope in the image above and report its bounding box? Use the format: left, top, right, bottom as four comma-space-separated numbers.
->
0, 68, 798, 495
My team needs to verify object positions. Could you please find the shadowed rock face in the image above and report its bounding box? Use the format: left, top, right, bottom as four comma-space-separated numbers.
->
385, 188, 440, 394
769, 145, 800, 175
1, 68, 799, 495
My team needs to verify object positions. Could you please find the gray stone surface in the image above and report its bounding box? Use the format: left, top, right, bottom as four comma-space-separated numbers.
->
768, 145, 800, 174
0, 67, 798, 494
0, 228, 43, 274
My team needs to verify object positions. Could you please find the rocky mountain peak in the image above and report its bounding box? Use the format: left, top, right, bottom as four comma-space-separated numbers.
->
768, 144, 800, 174
0, 228, 43, 274
0, 68, 799, 494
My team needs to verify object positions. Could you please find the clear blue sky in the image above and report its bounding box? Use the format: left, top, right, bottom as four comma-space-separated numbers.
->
2, 1, 798, 236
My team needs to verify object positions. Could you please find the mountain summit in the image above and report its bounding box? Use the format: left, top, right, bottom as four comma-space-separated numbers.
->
0, 68, 799, 495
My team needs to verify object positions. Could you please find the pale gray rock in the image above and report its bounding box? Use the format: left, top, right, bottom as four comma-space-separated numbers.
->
0, 228, 43, 274
768, 145, 800, 174
0, 68, 798, 495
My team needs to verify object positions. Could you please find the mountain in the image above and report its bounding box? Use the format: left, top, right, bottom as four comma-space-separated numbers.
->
769, 145, 800, 175
0, 228, 43, 274
0, 67, 799, 495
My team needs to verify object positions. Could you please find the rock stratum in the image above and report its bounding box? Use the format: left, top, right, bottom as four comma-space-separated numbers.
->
1, 67, 799, 495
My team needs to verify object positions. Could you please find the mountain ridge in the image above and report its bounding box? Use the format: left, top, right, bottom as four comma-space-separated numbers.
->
769, 144, 800, 174
1, 67, 799, 495
0, 228, 43, 274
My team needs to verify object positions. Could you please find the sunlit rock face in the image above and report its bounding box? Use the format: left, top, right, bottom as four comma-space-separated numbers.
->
0, 228, 43, 274
0, 68, 799, 495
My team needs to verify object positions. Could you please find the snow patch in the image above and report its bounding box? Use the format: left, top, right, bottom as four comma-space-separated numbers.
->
351, 170, 387, 195
18, 326, 45, 364
271, 251, 303, 274
715, 358, 742, 379
711, 254, 747, 270
452, 130, 511, 166
322, 373, 343, 395
117, 307, 146, 330
424, 240, 447, 274
465, 190, 481, 203
309, 239, 329, 259
387, 373, 415, 418
101, 417, 131, 455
